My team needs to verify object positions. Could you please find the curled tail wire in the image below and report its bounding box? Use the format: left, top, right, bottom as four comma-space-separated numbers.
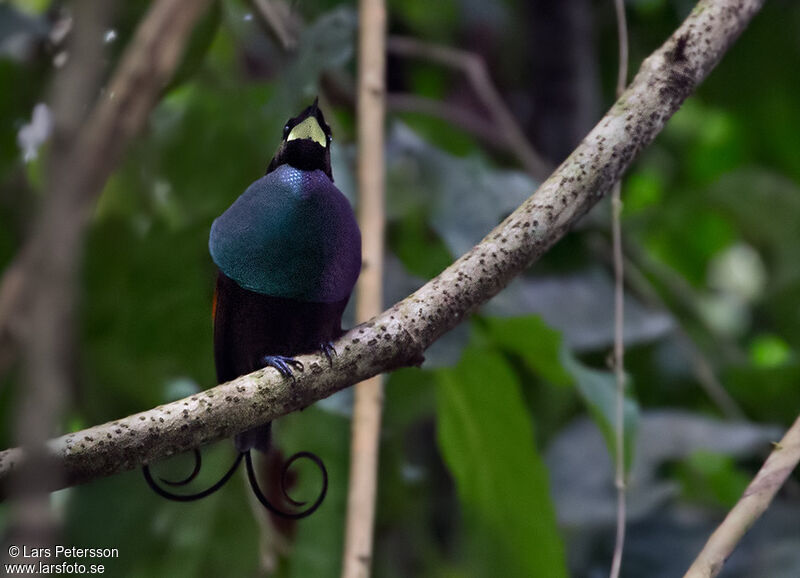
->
143, 451, 243, 502
245, 450, 328, 519
143, 448, 327, 518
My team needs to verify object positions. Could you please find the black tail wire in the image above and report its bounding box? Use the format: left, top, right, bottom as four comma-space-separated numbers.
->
143, 449, 327, 519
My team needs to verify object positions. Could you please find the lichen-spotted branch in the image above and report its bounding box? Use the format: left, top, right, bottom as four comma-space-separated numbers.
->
0, 0, 765, 496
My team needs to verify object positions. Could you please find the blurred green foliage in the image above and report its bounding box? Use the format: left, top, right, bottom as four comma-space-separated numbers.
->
437, 345, 567, 577
672, 450, 751, 509
1, 0, 799, 576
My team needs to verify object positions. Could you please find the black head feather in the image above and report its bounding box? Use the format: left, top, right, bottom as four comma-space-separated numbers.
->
267, 98, 333, 180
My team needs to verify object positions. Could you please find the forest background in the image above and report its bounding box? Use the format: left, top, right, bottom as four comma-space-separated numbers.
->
1, 0, 799, 576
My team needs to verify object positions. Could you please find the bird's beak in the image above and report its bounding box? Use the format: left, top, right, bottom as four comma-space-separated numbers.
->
287, 116, 327, 147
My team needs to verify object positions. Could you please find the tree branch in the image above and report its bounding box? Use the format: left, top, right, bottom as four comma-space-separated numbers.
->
4, 1, 113, 560
342, 0, 388, 574
0, 0, 211, 376
0, 0, 765, 497
683, 414, 800, 578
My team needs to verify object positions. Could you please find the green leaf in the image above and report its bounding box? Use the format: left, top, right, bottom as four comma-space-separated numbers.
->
482, 316, 571, 386
389, 0, 458, 41
749, 334, 792, 368
482, 315, 639, 469
687, 107, 748, 186
389, 209, 453, 279
725, 363, 800, 425
559, 347, 639, 471
387, 124, 537, 258
624, 168, 665, 215
8, 0, 50, 15
644, 209, 736, 287
278, 7, 357, 104
707, 169, 800, 291
436, 349, 567, 578
674, 450, 751, 508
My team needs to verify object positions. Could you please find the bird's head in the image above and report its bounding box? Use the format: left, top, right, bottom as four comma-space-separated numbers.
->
268, 98, 333, 180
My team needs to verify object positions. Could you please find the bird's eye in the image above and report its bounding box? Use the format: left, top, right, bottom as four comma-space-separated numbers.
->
327, 134, 332, 143
283, 124, 291, 138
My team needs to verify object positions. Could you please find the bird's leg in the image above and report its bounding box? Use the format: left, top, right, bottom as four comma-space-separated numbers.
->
261, 355, 304, 379
319, 341, 337, 367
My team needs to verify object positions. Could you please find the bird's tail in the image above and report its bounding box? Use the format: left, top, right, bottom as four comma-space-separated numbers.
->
144, 422, 327, 519
238, 421, 329, 519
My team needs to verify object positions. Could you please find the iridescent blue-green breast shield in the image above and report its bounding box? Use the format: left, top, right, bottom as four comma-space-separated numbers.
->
209, 165, 361, 303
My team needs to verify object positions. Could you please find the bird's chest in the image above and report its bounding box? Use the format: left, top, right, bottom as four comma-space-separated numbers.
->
209, 166, 361, 303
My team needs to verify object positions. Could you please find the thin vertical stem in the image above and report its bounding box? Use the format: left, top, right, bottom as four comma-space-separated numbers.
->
609, 182, 626, 578
609, 0, 629, 577
341, 0, 387, 576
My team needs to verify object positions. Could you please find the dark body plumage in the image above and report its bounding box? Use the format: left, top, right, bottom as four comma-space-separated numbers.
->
212, 274, 351, 451
211, 100, 360, 482
144, 100, 360, 518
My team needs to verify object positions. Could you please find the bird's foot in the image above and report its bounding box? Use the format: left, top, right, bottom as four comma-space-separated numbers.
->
262, 355, 304, 379
319, 341, 337, 366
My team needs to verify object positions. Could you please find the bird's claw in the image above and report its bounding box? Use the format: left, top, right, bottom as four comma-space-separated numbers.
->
319, 341, 337, 367
262, 355, 304, 379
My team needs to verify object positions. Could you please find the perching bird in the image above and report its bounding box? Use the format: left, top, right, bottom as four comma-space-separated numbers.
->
144, 100, 362, 518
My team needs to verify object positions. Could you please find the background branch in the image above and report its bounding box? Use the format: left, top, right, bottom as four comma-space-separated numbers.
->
3, 1, 112, 563
385, 93, 506, 150
609, 0, 629, 575
342, 0, 388, 576
0, 0, 765, 504
0, 0, 212, 377
387, 35, 552, 180
250, 0, 298, 52
684, 414, 800, 577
